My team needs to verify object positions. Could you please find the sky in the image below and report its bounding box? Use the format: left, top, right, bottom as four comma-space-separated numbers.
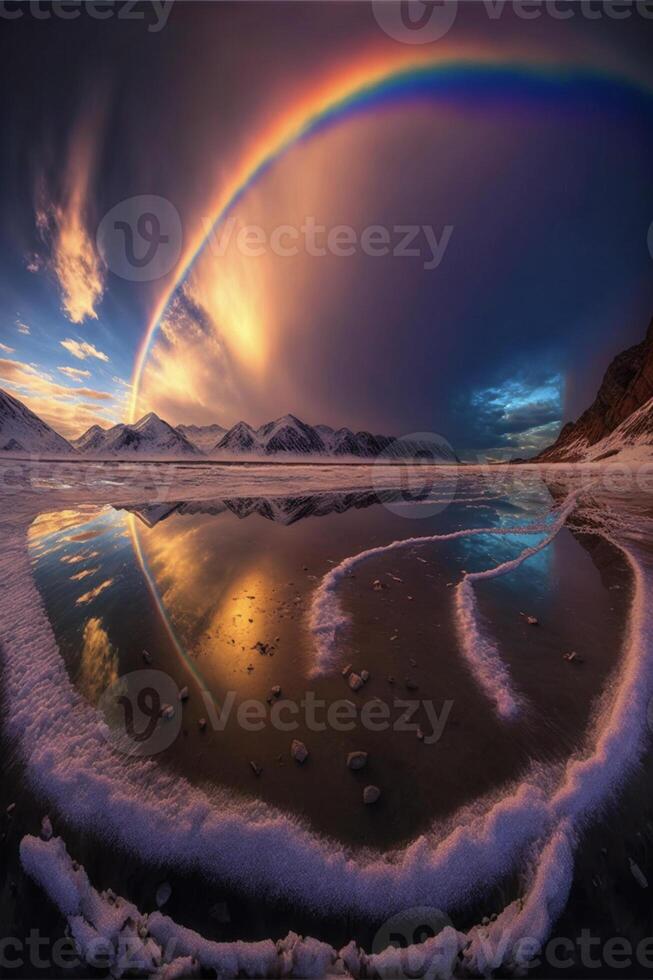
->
1, 1, 652, 460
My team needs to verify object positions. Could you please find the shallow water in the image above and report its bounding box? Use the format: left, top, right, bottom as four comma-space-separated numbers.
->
26, 482, 631, 850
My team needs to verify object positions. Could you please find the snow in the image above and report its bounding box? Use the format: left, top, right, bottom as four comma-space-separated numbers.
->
0, 387, 75, 456
3, 459, 653, 976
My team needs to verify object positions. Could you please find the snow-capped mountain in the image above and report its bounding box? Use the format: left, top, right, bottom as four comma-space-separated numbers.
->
210, 414, 457, 460
537, 316, 653, 462
176, 423, 226, 452
214, 421, 262, 454
0, 388, 76, 455
76, 413, 202, 458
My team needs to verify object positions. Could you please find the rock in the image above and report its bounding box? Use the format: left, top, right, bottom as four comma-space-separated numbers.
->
405, 678, 418, 691
161, 704, 175, 720
520, 612, 539, 626
250, 761, 262, 777
341, 664, 353, 678
178, 686, 189, 702
348, 673, 364, 691
198, 718, 207, 732
270, 685, 282, 698
142, 650, 152, 664
416, 727, 424, 741
372, 579, 386, 591
40, 816, 53, 841
563, 651, 584, 664
387, 573, 403, 583
363, 785, 381, 805
156, 882, 172, 908
253, 641, 269, 655
291, 739, 309, 764
360, 670, 370, 683
347, 751, 368, 770
6, 803, 15, 817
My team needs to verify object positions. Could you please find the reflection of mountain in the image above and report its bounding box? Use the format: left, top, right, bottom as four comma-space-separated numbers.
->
121, 488, 425, 528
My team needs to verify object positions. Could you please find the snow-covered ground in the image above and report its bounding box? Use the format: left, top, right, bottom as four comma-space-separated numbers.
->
2, 458, 653, 977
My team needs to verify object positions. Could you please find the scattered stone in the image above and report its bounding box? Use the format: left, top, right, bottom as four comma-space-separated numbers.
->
416, 727, 424, 741
348, 672, 364, 691
341, 664, 353, 678
360, 669, 370, 683
156, 882, 172, 908
253, 641, 269, 655
291, 739, 309, 764
246, 664, 254, 673
347, 751, 368, 770
563, 651, 584, 664
270, 685, 282, 698
40, 816, 53, 841
629, 858, 648, 889
142, 650, 152, 664
161, 704, 175, 720
405, 678, 418, 691
363, 785, 381, 805
198, 718, 207, 732
250, 761, 262, 777
520, 612, 539, 626
372, 579, 386, 592
6, 803, 15, 817
178, 686, 189, 702
387, 573, 403, 583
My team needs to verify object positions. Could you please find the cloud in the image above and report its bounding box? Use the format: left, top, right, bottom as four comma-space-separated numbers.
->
60, 339, 109, 362
58, 365, 91, 381
0, 342, 15, 354
466, 373, 562, 458
16, 319, 30, 335
33, 111, 105, 324
0, 357, 119, 438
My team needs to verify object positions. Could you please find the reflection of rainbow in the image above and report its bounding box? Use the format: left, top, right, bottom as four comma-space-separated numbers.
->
129, 51, 653, 420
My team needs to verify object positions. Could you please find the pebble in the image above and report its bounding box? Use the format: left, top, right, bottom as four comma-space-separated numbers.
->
291, 739, 309, 764
347, 751, 368, 770
363, 785, 381, 805
348, 673, 364, 691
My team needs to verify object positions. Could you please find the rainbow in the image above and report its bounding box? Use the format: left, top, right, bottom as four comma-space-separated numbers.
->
129, 49, 653, 420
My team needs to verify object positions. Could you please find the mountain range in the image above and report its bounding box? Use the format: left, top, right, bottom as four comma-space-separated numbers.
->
3, 316, 653, 463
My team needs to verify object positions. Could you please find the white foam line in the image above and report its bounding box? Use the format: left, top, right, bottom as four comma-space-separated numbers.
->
5, 483, 652, 969
308, 489, 583, 684
455, 490, 581, 720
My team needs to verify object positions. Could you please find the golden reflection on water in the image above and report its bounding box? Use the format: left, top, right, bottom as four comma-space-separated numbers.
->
131, 511, 279, 686
79, 616, 119, 703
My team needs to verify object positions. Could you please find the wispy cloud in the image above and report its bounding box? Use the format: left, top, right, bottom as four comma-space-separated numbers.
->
34, 110, 105, 324
16, 319, 30, 335
60, 339, 109, 362
58, 365, 91, 381
0, 342, 15, 354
